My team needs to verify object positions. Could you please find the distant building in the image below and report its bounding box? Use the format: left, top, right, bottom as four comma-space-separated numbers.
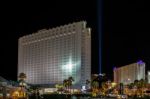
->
18, 21, 91, 88
148, 71, 150, 84
0, 76, 8, 86
0, 76, 18, 87
0, 76, 18, 98
114, 60, 145, 84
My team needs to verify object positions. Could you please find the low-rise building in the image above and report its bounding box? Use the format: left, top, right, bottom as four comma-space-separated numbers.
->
114, 60, 145, 84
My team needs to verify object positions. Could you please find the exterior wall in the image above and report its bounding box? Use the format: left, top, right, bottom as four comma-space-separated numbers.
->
81, 28, 91, 86
148, 71, 150, 84
18, 21, 91, 87
114, 61, 145, 84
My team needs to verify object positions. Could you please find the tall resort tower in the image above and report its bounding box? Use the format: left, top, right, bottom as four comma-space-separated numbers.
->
18, 21, 91, 88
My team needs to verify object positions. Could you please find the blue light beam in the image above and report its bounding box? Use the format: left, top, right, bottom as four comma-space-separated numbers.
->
97, 0, 103, 73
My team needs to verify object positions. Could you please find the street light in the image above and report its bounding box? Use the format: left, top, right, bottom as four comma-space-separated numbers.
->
127, 78, 131, 84
19, 81, 27, 98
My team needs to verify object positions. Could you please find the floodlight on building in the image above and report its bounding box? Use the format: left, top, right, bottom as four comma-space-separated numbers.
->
148, 71, 150, 75
63, 57, 75, 73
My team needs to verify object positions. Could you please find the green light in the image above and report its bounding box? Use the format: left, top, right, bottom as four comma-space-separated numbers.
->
63, 57, 75, 73
61, 56, 80, 84
67, 63, 73, 71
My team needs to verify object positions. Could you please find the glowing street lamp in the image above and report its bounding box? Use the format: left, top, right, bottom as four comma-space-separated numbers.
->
19, 82, 26, 87
127, 78, 131, 84
111, 82, 117, 87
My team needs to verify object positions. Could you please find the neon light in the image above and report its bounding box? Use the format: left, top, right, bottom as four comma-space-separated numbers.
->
137, 60, 144, 64
113, 67, 117, 70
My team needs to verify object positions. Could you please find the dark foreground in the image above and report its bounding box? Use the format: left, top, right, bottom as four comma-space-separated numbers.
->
29, 94, 109, 99
29, 94, 150, 99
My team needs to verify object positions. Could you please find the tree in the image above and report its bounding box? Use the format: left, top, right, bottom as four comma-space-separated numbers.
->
68, 77, 74, 93
18, 73, 27, 81
63, 77, 74, 93
133, 79, 147, 96
68, 77, 74, 83
128, 83, 134, 89
92, 80, 99, 89
119, 83, 124, 95
18, 72, 27, 98
63, 79, 68, 91
134, 80, 139, 87
91, 80, 99, 97
139, 79, 146, 88
139, 79, 146, 96
101, 81, 110, 95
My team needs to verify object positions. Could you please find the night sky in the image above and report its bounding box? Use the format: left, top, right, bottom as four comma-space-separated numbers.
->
0, 0, 150, 81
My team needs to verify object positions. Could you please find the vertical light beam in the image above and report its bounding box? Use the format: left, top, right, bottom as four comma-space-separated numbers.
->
97, 0, 103, 74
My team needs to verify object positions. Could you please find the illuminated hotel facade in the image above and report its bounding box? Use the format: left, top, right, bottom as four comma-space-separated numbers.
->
18, 21, 91, 87
114, 60, 145, 84
148, 71, 150, 84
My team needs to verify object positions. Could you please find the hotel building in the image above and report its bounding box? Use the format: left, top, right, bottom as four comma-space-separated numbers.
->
148, 71, 150, 84
114, 60, 145, 84
18, 21, 91, 88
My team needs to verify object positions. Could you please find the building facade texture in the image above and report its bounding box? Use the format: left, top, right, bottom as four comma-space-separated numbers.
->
148, 71, 150, 84
114, 60, 145, 84
18, 21, 91, 87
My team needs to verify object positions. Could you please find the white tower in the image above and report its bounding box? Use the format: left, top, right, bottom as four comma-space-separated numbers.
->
18, 21, 91, 88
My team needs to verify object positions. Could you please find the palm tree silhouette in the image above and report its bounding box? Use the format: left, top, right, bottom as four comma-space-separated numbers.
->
63, 79, 68, 92
63, 77, 74, 93
18, 72, 27, 98
68, 77, 74, 93
18, 73, 26, 82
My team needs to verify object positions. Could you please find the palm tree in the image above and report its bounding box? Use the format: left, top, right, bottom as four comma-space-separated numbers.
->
18, 72, 27, 86
18, 73, 26, 83
92, 80, 99, 92
92, 80, 99, 89
18, 72, 27, 98
128, 83, 134, 89
68, 77, 74, 93
63, 79, 68, 90
139, 79, 146, 96
91, 80, 99, 97
101, 82, 108, 95
134, 80, 139, 87
63, 77, 74, 93
139, 79, 146, 88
